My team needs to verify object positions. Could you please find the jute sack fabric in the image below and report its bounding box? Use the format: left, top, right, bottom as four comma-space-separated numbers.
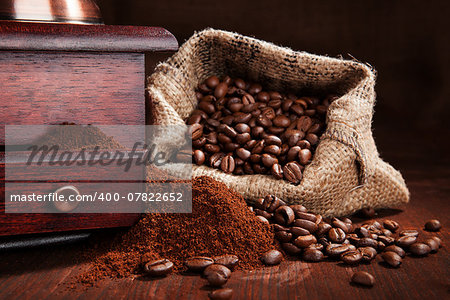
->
147, 28, 409, 217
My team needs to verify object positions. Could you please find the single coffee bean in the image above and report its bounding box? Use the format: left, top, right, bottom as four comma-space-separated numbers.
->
295, 211, 317, 223
283, 162, 302, 184
302, 248, 324, 262
213, 255, 239, 270
293, 234, 317, 248
409, 243, 431, 256
286, 146, 301, 162
208, 288, 233, 300
293, 219, 318, 233
316, 222, 332, 236
424, 219, 442, 232
203, 264, 232, 279
210, 153, 225, 168
275, 230, 293, 243
220, 155, 235, 173
318, 237, 331, 247
214, 82, 228, 99
328, 228, 346, 243
185, 256, 214, 272
272, 223, 289, 231
359, 247, 377, 262
144, 259, 174, 276
206, 268, 230, 287
281, 242, 302, 255
351, 271, 375, 287
357, 237, 378, 248
424, 238, 440, 253
273, 115, 291, 127
381, 251, 402, 267
193, 150, 206, 165
273, 205, 295, 226
263, 195, 286, 212
430, 236, 442, 248
378, 235, 395, 245
189, 123, 203, 140
205, 143, 221, 153
298, 149, 312, 165
296, 116, 313, 132
332, 218, 350, 234
254, 209, 272, 219
261, 154, 278, 168
290, 204, 307, 215
261, 250, 283, 265
383, 220, 400, 232
256, 215, 270, 225
326, 244, 350, 257
341, 250, 363, 265
290, 226, 311, 236
396, 235, 417, 248
242, 93, 256, 105
384, 245, 406, 258
307, 243, 324, 251
381, 229, 393, 237
271, 163, 284, 179
377, 241, 386, 251
236, 132, 251, 144
399, 229, 419, 237
264, 135, 282, 146
205, 75, 220, 89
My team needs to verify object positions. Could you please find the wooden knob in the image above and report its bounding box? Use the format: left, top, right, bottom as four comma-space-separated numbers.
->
53, 185, 80, 212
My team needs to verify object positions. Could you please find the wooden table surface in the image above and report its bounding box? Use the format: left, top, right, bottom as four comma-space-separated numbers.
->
0, 130, 448, 300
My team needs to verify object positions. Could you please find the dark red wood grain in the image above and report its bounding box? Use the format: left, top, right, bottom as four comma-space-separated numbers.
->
0, 21, 178, 52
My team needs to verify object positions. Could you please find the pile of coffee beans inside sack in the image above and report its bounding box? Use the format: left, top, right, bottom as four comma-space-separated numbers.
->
187, 75, 334, 183
250, 195, 442, 287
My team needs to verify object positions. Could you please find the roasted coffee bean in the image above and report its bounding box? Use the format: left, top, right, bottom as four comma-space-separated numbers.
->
286, 146, 301, 162
332, 218, 350, 233
272, 223, 289, 231
384, 245, 406, 258
193, 150, 206, 165
293, 219, 318, 233
220, 155, 235, 173
205, 267, 230, 287
318, 237, 331, 247
290, 226, 311, 236
383, 220, 399, 232
204, 264, 232, 279
360, 207, 376, 218
298, 149, 312, 165
424, 238, 440, 253
396, 235, 417, 248
205, 75, 220, 89
425, 219, 441, 232
293, 234, 317, 248
431, 236, 442, 248
254, 209, 272, 219
261, 250, 283, 265
213, 255, 239, 270
378, 235, 395, 245
307, 243, 324, 251
283, 162, 302, 184
316, 222, 332, 236
381, 229, 393, 237
357, 238, 378, 248
205, 143, 221, 153
199, 101, 216, 114
264, 135, 282, 146
261, 154, 278, 168
144, 259, 174, 276
242, 93, 256, 105
273, 115, 291, 127
295, 211, 317, 223
275, 230, 293, 243
409, 243, 431, 256
256, 215, 270, 225
210, 153, 225, 168
341, 250, 363, 265
274, 205, 295, 225
377, 241, 386, 251
235, 123, 251, 134
214, 82, 228, 99
303, 248, 324, 262
290, 204, 307, 215
264, 145, 281, 156
189, 123, 203, 140
281, 242, 302, 255
185, 256, 214, 272
359, 247, 377, 262
208, 288, 233, 300
328, 228, 346, 243
381, 251, 402, 267
271, 163, 284, 179
296, 116, 313, 132
351, 271, 375, 287
399, 229, 419, 237
263, 195, 286, 212
326, 244, 350, 257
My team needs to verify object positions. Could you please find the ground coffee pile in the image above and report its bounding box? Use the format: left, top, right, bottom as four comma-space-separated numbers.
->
79, 176, 276, 284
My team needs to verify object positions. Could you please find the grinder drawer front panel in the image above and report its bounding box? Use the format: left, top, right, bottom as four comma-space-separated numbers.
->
0, 51, 145, 144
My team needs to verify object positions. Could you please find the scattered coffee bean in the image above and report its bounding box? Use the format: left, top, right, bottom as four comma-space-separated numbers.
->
383, 220, 399, 232
329, 228, 346, 243
359, 247, 377, 262
399, 229, 419, 237
430, 236, 442, 248
351, 271, 375, 287
185, 256, 214, 272
203, 264, 232, 278
205, 267, 230, 287
281, 243, 302, 255
396, 235, 417, 248
409, 243, 431, 256
293, 234, 317, 248
273, 205, 295, 225
384, 245, 406, 258
424, 219, 441, 232
326, 244, 350, 257
341, 250, 363, 265
261, 249, 283, 265
143, 259, 174, 276
275, 230, 293, 243
208, 288, 233, 300
303, 248, 324, 262
424, 238, 440, 253
381, 251, 402, 267
213, 255, 239, 270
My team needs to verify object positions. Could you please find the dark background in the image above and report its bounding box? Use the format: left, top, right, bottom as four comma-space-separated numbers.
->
97, 0, 450, 134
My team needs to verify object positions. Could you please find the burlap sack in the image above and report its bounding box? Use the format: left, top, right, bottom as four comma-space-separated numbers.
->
147, 29, 409, 217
